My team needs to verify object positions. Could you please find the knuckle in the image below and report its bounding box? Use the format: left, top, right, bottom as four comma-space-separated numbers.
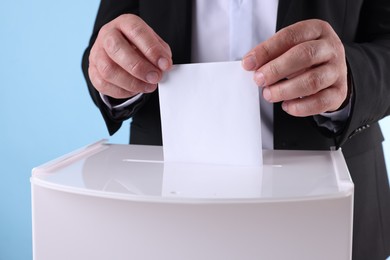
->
302, 44, 318, 62
127, 58, 144, 76
333, 40, 345, 59
268, 62, 281, 78
119, 13, 140, 25
327, 40, 344, 61
144, 43, 163, 60
99, 23, 110, 36
97, 60, 116, 80
104, 32, 121, 55
304, 72, 324, 93
284, 27, 301, 45
320, 20, 333, 33
160, 40, 172, 54
119, 13, 137, 21
128, 22, 148, 40
259, 44, 272, 59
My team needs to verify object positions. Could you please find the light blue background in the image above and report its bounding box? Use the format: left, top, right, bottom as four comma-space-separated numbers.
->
1, 1, 389, 259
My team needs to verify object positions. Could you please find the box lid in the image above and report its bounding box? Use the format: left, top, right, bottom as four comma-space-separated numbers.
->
31, 140, 353, 203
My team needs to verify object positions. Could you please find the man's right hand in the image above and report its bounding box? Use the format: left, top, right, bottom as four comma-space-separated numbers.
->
88, 14, 172, 99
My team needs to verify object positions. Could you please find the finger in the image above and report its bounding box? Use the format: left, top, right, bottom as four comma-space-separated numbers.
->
242, 19, 331, 71
262, 64, 338, 103
255, 39, 335, 86
103, 28, 163, 85
281, 86, 346, 117
89, 63, 157, 99
118, 15, 172, 71
93, 49, 157, 95
89, 64, 136, 98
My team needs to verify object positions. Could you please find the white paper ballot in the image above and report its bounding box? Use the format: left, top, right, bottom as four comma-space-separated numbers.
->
158, 61, 262, 166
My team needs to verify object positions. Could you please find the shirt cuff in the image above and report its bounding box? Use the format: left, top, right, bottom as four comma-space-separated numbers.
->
314, 96, 352, 133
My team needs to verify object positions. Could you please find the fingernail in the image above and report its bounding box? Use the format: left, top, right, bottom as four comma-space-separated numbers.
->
146, 71, 159, 84
282, 102, 288, 112
158, 57, 170, 71
263, 88, 272, 101
255, 72, 265, 86
144, 84, 156, 93
242, 55, 257, 70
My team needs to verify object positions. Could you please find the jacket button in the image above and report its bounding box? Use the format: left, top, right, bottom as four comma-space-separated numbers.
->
348, 124, 370, 139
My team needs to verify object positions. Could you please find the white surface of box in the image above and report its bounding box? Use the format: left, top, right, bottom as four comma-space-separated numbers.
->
31, 140, 354, 260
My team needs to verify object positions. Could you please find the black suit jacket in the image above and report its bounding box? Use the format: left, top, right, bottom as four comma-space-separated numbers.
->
82, 1, 390, 259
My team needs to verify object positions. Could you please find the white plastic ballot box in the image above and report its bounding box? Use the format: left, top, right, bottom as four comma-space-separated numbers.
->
31, 140, 354, 260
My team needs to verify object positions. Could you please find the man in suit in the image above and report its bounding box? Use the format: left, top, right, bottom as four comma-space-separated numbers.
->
82, 1, 390, 259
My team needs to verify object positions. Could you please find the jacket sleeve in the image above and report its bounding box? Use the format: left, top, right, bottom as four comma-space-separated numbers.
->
338, 0, 390, 146
81, 0, 148, 135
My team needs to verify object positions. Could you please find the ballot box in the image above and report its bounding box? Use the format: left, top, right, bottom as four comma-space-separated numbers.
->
31, 140, 354, 260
